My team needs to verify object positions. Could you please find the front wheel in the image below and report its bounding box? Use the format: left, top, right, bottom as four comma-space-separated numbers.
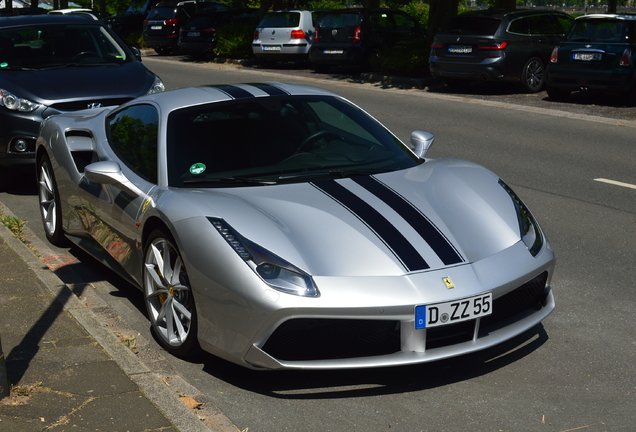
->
38, 153, 68, 246
519, 57, 545, 93
144, 229, 199, 357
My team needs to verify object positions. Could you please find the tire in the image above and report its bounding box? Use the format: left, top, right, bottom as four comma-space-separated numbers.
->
37, 153, 68, 247
546, 85, 571, 101
519, 57, 545, 93
144, 229, 199, 357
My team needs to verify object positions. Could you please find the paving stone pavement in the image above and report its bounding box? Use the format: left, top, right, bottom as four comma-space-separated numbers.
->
0, 219, 214, 432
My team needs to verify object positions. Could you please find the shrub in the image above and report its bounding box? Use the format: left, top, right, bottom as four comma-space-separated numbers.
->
214, 21, 256, 58
368, 40, 430, 77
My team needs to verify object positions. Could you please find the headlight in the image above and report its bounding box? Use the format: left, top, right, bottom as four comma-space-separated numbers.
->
146, 76, 166, 95
499, 180, 543, 256
209, 217, 319, 297
0, 89, 40, 112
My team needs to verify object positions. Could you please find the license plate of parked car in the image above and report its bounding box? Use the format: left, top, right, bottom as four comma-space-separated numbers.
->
263, 46, 281, 51
323, 50, 344, 54
448, 45, 472, 54
415, 292, 492, 329
151, 26, 162, 30
187, 32, 200, 37
573, 52, 602, 61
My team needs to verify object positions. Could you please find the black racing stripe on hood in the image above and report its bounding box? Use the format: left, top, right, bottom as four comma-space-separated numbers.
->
312, 180, 430, 272
202, 84, 253, 99
353, 176, 464, 265
248, 83, 290, 96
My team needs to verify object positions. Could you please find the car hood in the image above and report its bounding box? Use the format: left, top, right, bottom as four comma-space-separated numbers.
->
0, 62, 154, 105
169, 159, 523, 277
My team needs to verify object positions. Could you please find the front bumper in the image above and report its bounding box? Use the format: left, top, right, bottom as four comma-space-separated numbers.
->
0, 107, 51, 166
194, 238, 556, 370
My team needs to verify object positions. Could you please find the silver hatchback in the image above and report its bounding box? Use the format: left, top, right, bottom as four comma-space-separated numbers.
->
252, 10, 322, 66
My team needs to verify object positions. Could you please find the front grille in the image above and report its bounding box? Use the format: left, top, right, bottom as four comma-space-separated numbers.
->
260, 272, 549, 362
480, 271, 548, 331
50, 98, 134, 112
262, 319, 400, 361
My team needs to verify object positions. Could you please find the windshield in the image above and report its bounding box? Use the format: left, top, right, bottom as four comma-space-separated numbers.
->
568, 19, 632, 43
166, 95, 419, 188
258, 12, 301, 28
0, 23, 130, 69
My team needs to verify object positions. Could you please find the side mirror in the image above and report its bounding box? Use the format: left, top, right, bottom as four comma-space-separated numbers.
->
129, 46, 142, 62
410, 130, 435, 159
84, 161, 143, 197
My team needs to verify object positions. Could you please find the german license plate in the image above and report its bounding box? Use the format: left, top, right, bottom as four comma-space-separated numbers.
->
448, 45, 472, 54
263, 45, 281, 51
187, 32, 200, 37
151, 26, 162, 30
415, 292, 492, 329
324, 50, 344, 54
573, 52, 602, 61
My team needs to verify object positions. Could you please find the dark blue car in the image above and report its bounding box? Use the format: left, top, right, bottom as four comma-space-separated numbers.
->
0, 15, 164, 167
546, 14, 636, 101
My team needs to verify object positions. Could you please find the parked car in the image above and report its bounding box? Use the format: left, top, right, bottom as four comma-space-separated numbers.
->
309, 8, 427, 72
546, 14, 636, 101
178, 8, 258, 60
36, 82, 555, 370
252, 10, 325, 67
0, 15, 165, 167
142, 1, 199, 55
429, 9, 573, 93
107, 0, 159, 41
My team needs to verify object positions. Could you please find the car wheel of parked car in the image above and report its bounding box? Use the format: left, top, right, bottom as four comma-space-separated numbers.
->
37, 154, 68, 247
546, 86, 571, 101
520, 57, 545, 93
144, 229, 199, 357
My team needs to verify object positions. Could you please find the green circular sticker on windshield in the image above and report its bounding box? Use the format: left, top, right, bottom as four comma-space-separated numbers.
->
190, 163, 206, 175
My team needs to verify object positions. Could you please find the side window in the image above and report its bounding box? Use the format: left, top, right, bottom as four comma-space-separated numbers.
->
370, 13, 394, 30
527, 15, 564, 35
556, 16, 574, 34
508, 17, 530, 35
107, 104, 159, 184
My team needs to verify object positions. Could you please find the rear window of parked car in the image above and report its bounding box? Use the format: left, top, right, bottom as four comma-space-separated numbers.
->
258, 11, 300, 27
318, 13, 362, 28
569, 19, 633, 43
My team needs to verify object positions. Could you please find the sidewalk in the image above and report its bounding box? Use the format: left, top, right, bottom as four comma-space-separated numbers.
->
0, 221, 214, 431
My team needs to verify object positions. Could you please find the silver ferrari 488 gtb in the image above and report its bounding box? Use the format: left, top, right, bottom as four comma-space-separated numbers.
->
36, 82, 555, 370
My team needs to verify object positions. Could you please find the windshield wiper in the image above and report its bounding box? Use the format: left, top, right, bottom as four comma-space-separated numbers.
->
183, 176, 277, 186
278, 168, 388, 181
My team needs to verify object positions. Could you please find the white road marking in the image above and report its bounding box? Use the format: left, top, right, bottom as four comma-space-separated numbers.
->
594, 178, 636, 190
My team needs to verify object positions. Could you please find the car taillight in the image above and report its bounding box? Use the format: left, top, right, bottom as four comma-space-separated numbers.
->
620, 48, 631, 66
143, 19, 149, 25
314, 27, 319, 42
353, 26, 361, 43
550, 47, 558, 63
254, 30, 259, 40
291, 30, 305, 39
479, 41, 509, 50
203, 28, 216, 34
430, 43, 443, 49
165, 18, 178, 26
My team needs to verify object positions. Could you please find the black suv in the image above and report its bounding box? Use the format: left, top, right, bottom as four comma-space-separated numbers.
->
309, 8, 427, 72
546, 14, 636, 101
429, 9, 573, 93
142, 1, 199, 54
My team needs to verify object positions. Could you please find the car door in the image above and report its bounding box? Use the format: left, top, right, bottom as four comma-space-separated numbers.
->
75, 104, 158, 275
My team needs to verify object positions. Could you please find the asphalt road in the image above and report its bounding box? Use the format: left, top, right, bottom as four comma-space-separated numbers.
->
1, 57, 634, 432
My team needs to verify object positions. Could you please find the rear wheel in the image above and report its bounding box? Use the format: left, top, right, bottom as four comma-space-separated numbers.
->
519, 57, 545, 93
144, 229, 199, 357
546, 85, 571, 101
38, 153, 68, 246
